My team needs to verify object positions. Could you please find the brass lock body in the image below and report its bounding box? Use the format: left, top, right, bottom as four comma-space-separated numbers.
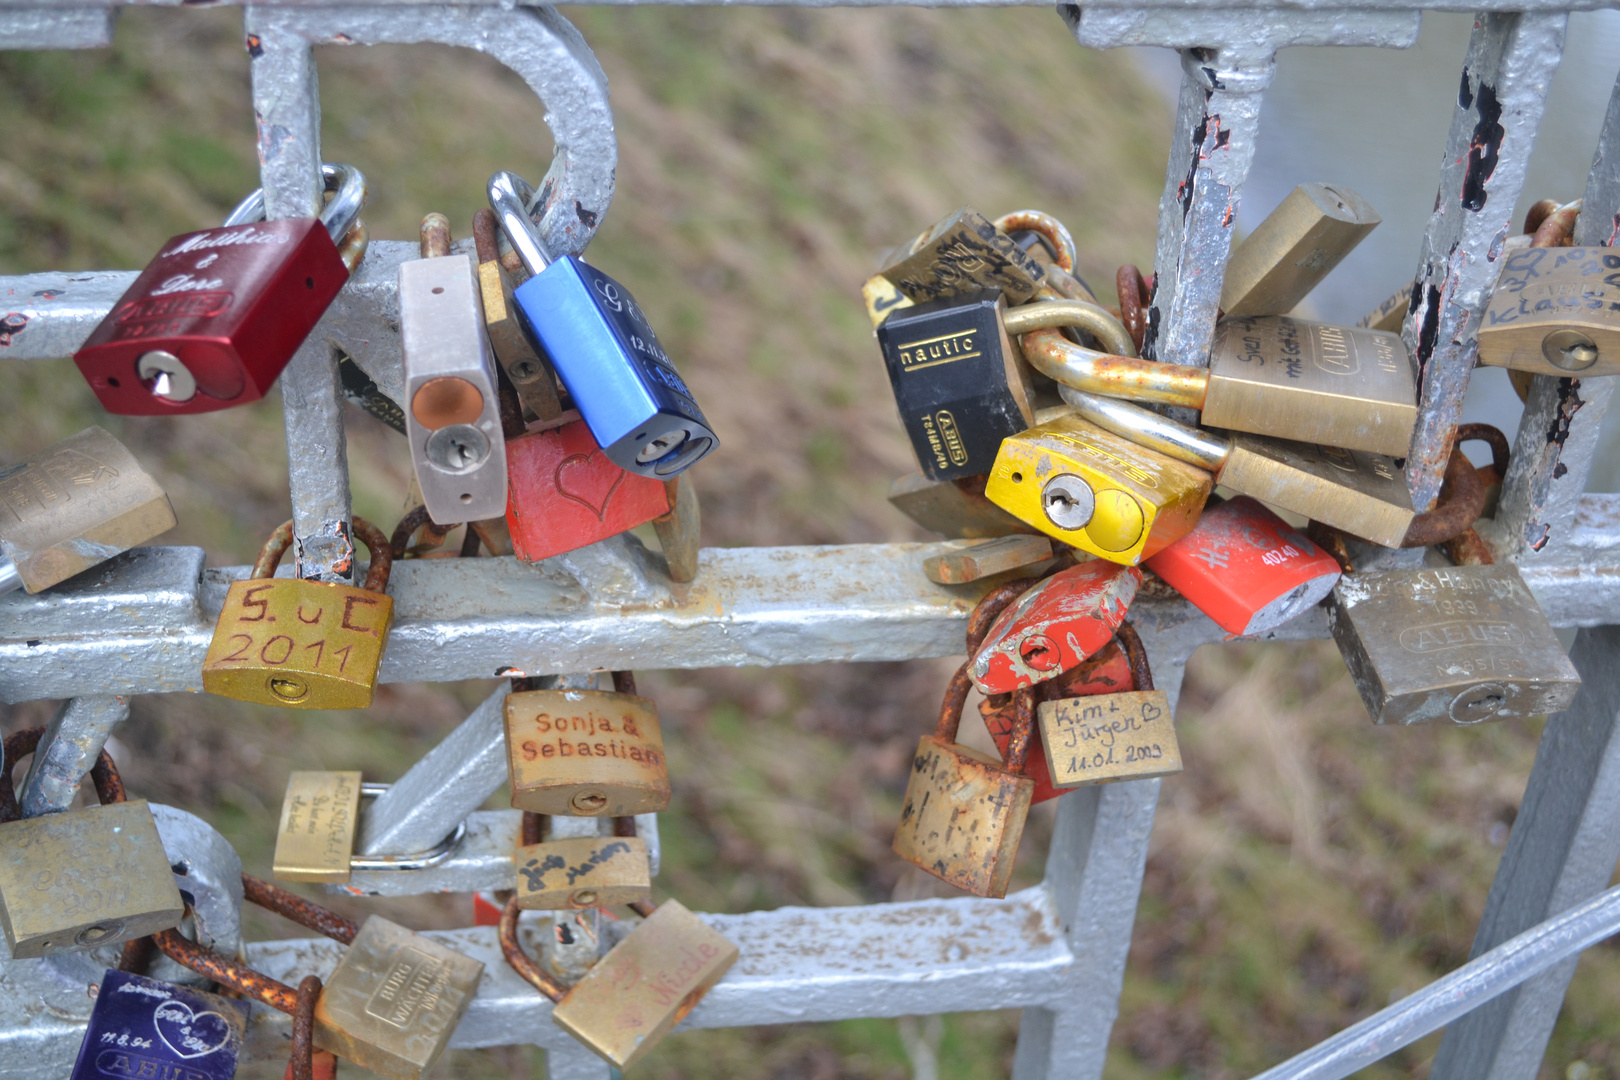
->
474, 207, 562, 421
985, 415, 1211, 565
505, 689, 671, 816
515, 835, 651, 910
273, 770, 363, 883
861, 273, 915, 329
1220, 183, 1380, 317
549, 899, 738, 1070
1205, 316, 1417, 459
1040, 690, 1180, 787
313, 915, 484, 1080
0, 426, 176, 595
201, 520, 394, 710
1476, 247, 1620, 377
887, 472, 1043, 540
0, 799, 184, 958
879, 208, 1045, 306
1328, 564, 1581, 725
894, 734, 1033, 898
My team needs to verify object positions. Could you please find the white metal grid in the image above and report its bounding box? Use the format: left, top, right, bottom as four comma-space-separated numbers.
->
0, 4, 1618, 1080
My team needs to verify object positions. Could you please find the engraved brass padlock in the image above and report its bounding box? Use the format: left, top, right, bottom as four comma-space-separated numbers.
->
515, 816, 652, 911
313, 916, 485, 1080
273, 770, 363, 883
893, 666, 1036, 898
1477, 246, 1620, 376
1039, 621, 1182, 787
1328, 563, 1582, 725
0, 426, 177, 596
1060, 388, 1415, 549
985, 413, 1212, 565
1220, 183, 1380, 317
879, 207, 1045, 305
505, 679, 671, 817
201, 518, 394, 709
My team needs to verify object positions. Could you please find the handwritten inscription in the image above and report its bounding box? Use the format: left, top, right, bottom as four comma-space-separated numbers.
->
1485, 248, 1620, 327
274, 771, 361, 882
202, 579, 392, 706
1040, 690, 1182, 787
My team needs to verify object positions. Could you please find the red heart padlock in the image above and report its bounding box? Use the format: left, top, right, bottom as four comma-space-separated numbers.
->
506, 419, 671, 562
968, 559, 1140, 695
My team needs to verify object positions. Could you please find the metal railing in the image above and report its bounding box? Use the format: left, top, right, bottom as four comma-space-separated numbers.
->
1, 3, 1618, 1080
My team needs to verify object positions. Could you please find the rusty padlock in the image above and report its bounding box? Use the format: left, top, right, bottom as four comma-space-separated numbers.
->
968, 558, 1141, 695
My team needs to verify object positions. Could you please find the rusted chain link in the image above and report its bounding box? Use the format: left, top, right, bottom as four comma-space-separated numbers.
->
611, 671, 637, 696
1116, 621, 1153, 692
242, 874, 359, 946
1457, 421, 1510, 480
152, 930, 299, 1014
1116, 265, 1151, 354
1532, 199, 1581, 247
1401, 447, 1485, 548
259, 517, 391, 593
0, 726, 124, 822
498, 895, 568, 1003
289, 975, 323, 1080
391, 505, 451, 559
1524, 198, 1561, 236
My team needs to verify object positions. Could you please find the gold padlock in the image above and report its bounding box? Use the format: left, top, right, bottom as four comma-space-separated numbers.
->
473, 206, 563, 420
0, 728, 182, 958
879, 207, 1046, 306
272, 770, 363, 883
1220, 183, 1380, 317
1040, 621, 1182, 788
893, 665, 1036, 898
201, 517, 394, 709
515, 814, 652, 910
501, 895, 738, 1070
505, 673, 671, 817
0, 426, 176, 595
985, 413, 1212, 566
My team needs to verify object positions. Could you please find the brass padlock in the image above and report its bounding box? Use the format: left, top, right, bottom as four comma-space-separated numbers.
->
515, 812, 652, 910
272, 770, 363, 883
1477, 245, 1620, 377
1328, 562, 1581, 725
1011, 306, 1417, 459
314, 915, 485, 1080
1220, 183, 1380, 317
887, 472, 1044, 539
651, 473, 701, 584
505, 674, 671, 817
879, 207, 1045, 306
985, 413, 1213, 565
0, 729, 182, 958
1059, 388, 1414, 549
201, 517, 394, 709
893, 665, 1036, 898
501, 895, 738, 1070
0, 426, 176, 595
1039, 621, 1182, 787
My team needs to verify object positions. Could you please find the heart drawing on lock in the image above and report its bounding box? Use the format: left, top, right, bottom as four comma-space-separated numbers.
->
554, 452, 625, 522
153, 1000, 234, 1059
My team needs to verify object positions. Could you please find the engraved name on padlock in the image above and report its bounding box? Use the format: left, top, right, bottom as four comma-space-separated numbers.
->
70, 970, 248, 1080
201, 519, 394, 710
505, 688, 671, 816
0, 426, 176, 595
273, 771, 363, 883
1477, 246, 1620, 376
1041, 690, 1180, 786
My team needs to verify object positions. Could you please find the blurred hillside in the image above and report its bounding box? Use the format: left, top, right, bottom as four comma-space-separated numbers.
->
1, 6, 1616, 1080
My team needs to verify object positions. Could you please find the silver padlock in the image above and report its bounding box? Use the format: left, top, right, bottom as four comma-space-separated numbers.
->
400, 214, 508, 525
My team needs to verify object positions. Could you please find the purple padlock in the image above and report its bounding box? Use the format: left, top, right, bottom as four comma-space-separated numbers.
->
71, 970, 248, 1080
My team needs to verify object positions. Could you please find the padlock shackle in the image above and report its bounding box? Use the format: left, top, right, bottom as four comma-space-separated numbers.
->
1058, 387, 1230, 473
254, 516, 393, 593
152, 928, 300, 1013
1003, 300, 1137, 359
488, 170, 553, 278
1001, 689, 1037, 774
993, 210, 1077, 274
223, 163, 368, 245
1115, 620, 1153, 692
1400, 444, 1486, 548
935, 662, 974, 743
1116, 265, 1152, 354
0, 725, 124, 822
1017, 328, 1210, 410
289, 975, 322, 1080
498, 894, 567, 1003
1530, 198, 1581, 247
242, 873, 360, 946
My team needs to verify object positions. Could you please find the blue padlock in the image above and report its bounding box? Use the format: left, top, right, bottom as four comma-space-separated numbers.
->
488, 171, 717, 477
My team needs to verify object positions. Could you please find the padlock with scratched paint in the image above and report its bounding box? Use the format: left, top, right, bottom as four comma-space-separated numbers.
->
1060, 388, 1415, 549
505, 673, 671, 817
489, 171, 717, 477
201, 518, 394, 710
968, 558, 1140, 696
1015, 303, 1416, 458
1144, 495, 1342, 637
400, 213, 508, 525
75, 164, 367, 415
0, 426, 176, 595
0, 729, 183, 958
504, 418, 672, 563
1219, 183, 1380, 317
878, 207, 1046, 306
893, 666, 1036, 898
69, 970, 248, 1080
1039, 620, 1182, 788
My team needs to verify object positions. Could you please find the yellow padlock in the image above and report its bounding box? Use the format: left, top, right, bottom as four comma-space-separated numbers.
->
202, 518, 394, 709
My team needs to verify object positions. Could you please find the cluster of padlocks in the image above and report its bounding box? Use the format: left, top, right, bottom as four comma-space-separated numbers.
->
868, 191, 1598, 901
0, 158, 733, 1077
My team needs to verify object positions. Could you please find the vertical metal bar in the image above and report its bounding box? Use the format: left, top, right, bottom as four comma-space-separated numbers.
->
1495, 67, 1620, 557
1402, 12, 1567, 512
1011, 658, 1186, 1080
1144, 49, 1273, 377
245, 6, 355, 584
17, 696, 127, 817
1429, 625, 1620, 1080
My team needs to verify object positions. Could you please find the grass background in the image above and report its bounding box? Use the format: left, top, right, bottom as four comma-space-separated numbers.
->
0, 7, 1615, 1078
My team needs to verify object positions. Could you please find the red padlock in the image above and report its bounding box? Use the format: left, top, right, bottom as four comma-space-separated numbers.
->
980, 643, 1135, 803
1144, 495, 1341, 637
74, 164, 367, 415
506, 418, 672, 562
969, 559, 1140, 695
